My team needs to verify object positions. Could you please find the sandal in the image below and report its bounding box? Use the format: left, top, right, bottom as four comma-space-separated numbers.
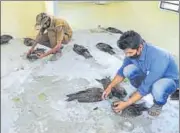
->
148, 103, 163, 116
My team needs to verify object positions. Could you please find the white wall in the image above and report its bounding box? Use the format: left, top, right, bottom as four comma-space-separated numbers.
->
45, 1, 55, 15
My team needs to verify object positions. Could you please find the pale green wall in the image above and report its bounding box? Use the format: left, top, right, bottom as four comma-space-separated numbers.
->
1, 1, 46, 38
57, 1, 179, 56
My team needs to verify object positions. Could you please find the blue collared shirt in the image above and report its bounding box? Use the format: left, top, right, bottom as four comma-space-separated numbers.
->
117, 43, 179, 96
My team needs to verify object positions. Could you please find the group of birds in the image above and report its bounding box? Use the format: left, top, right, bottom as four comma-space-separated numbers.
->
1, 27, 179, 118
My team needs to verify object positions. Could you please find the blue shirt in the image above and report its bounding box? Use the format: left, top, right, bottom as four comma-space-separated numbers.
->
117, 43, 179, 96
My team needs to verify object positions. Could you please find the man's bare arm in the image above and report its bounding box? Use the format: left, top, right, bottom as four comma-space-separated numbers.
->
102, 75, 125, 99
27, 30, 43, 55
32, 29, 45, 48
42, 42, 62, 57
42, 27, 64, 57
107, 75, 125, 90
127, 91, 143, 105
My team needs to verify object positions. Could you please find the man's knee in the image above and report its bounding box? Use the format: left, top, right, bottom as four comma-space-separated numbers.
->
62, 34, 71, 44
123, 64, 146, 88
123, 64, 140, 79
151, 78, 177, 105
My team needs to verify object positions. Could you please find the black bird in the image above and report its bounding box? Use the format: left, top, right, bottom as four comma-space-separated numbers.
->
96, 76, 127, 100
105, 27, 123, 34
26, 48, 46, 60
24, 38, 36, 46
96, 42, 115, 55
112, 102, 149, 118
0, 35, 13, 45
66, 87, 104, 103
73, 44, 93, 59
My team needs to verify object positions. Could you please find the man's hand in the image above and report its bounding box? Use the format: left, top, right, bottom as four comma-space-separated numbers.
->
36, 52, 46, 59
27, 48, 34, 56
101, 75, 125, 100
27, 37, 39, 56
112, 91, 143, 113
112, 101, 131, 113
36, 46, 60, 59
101, 88, 112, 100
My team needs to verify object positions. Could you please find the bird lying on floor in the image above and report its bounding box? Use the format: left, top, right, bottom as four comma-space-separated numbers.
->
26, 48, 46, 60
96, 42, 116, 55
73, 44, 93, 59
24, 38, 36, 46
96, 76, 148, 117
66, 86, 148, 118
66, 75, 149, 117
66, 76, 127, 103
96, 76, 127, 100
112, 101, 149, 118
66, 87, 103, 103
105, 27, 124, 34
0, 34, 13, 45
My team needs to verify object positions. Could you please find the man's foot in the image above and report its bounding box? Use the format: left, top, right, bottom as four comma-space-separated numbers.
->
148, 103, 163, 116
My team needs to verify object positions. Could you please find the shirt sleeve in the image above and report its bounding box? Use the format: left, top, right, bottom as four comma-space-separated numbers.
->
117, 57, 132, 77
138, 55, 170, 96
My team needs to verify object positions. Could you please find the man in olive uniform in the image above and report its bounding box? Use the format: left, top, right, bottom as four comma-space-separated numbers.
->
27, 12, 73, 60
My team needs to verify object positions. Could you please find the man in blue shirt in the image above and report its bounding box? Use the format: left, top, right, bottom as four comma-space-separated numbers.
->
102, 30, 179, 116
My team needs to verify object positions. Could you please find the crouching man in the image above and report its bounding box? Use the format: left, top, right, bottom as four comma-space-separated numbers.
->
102, 30, 179, 116
27, 12, 73, 60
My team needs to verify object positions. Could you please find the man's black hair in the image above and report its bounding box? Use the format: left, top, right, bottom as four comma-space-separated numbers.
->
117, 30, 144, 50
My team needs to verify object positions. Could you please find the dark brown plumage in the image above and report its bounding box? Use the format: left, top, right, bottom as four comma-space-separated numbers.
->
73, 44, 93, 59
96, 43, 115, 55
24, 38, 36, 46
0, 35, 13, 44
105, 27, 123, 34
112, 102, 148, 118
96, 76, 127, 100
66, 87, 103, 103
26, 48, 46, 60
